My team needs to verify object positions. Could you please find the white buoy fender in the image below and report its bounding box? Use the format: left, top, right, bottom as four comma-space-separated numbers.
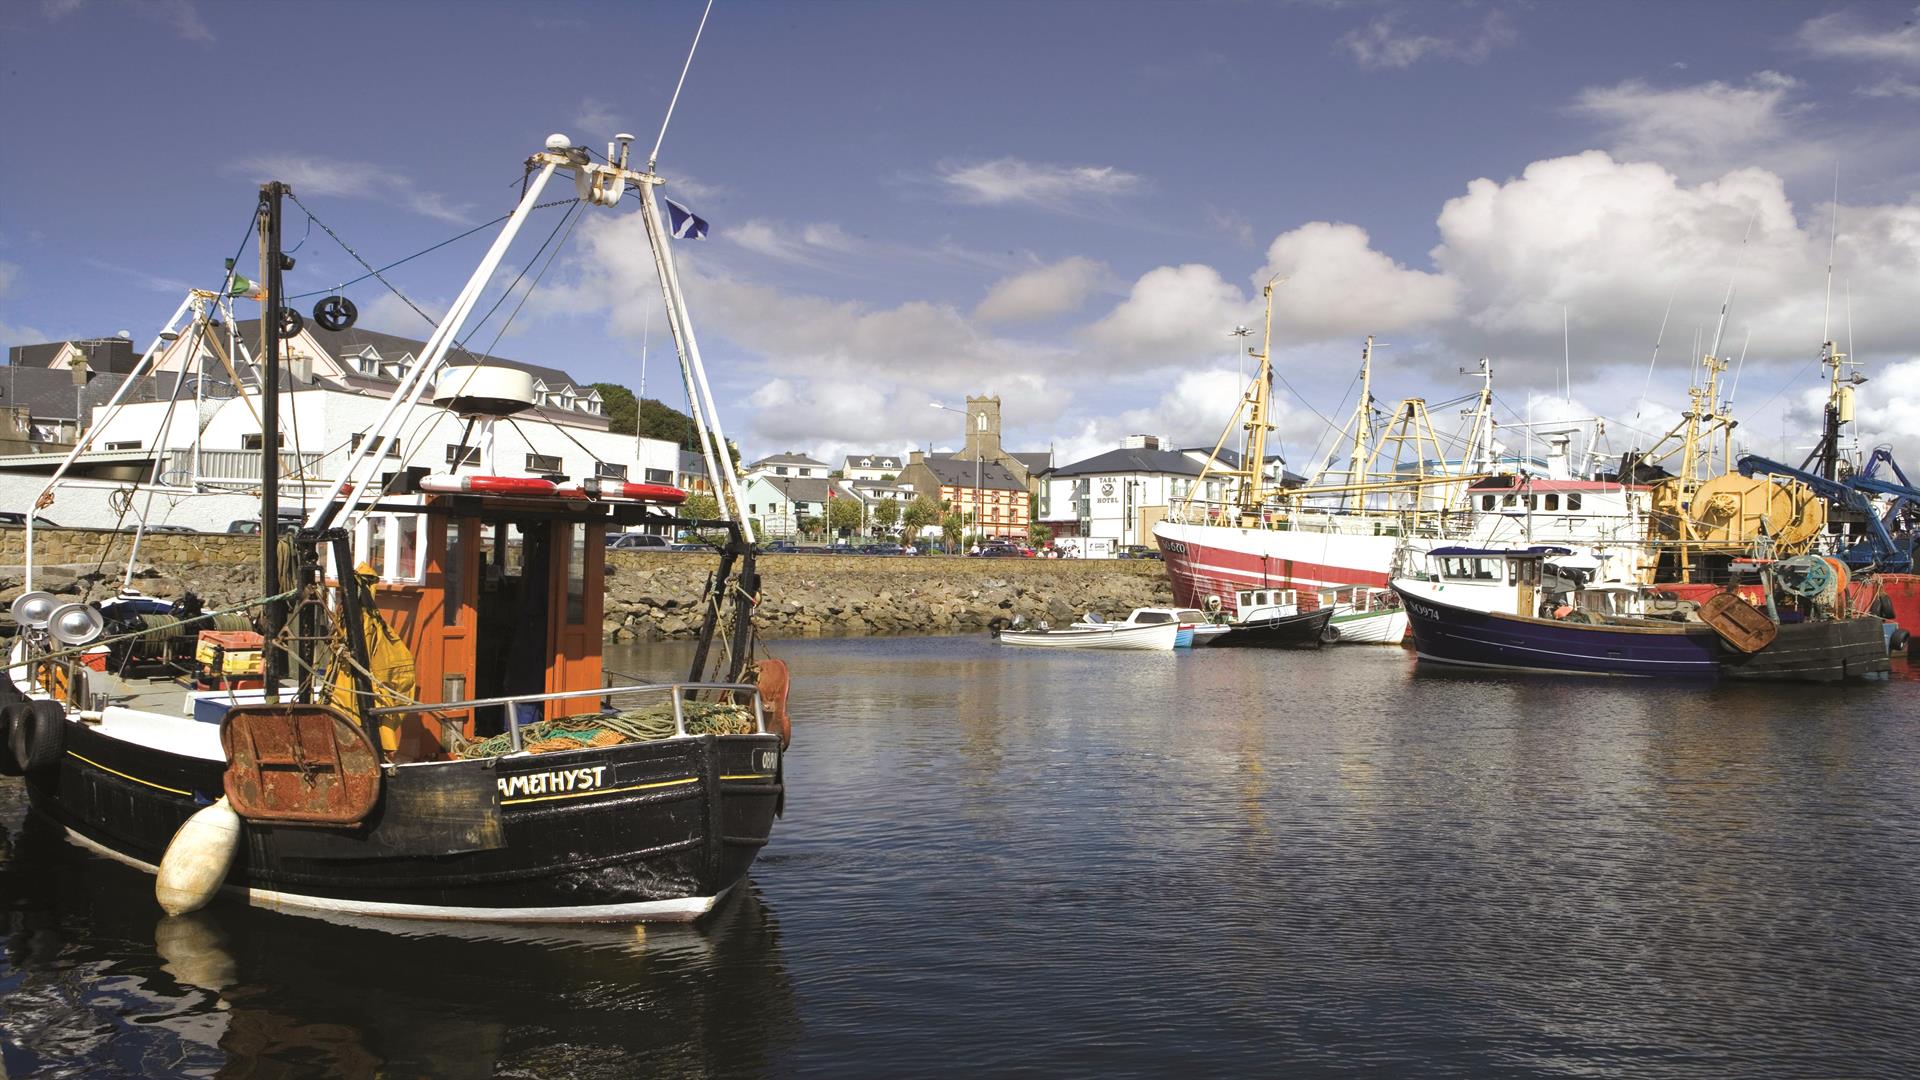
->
155, 797, 241, 917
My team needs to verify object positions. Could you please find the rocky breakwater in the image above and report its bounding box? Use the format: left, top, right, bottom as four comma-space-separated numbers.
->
0, 526, 262, 610
606, 551, 1174, 640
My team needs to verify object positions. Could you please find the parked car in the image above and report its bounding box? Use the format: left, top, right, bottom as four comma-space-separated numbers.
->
143, 524, 195, 534
669, 543, 709, 552
225, 515, 303, 535
0, 512, 59, 528
1116, 545, 1163, 561
761, 540, 802, 553
607, 532, 669, 550
973, 545, 1023, 558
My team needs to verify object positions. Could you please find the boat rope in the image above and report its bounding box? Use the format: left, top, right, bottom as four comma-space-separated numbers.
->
453, 700, 755, 760
282, 196, 580, 301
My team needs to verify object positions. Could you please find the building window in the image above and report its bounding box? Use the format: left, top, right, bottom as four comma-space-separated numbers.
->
350, 432, 400, 458
596, 462, 628, 480
241, 433, 284, 450
105, 440, 141, 450
775, 466, 789, 475
639, 467, 669, 485
445, 444, 480, 467
526, 452, 563, 474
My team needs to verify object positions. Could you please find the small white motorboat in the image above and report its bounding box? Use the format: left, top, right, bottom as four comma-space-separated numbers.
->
995, 620, 1180, 651
1072, 607, 1228, 648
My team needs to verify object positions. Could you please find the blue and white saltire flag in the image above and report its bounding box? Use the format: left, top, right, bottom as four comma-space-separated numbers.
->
665, 198, 709, 240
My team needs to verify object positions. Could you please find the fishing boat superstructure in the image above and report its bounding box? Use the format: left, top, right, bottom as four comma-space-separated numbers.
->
1, 132, 786, 923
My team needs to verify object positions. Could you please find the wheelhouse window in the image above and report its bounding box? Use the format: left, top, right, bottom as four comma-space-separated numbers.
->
1481, 495, 1496, 511
1502, 493, 1517, 508
1439, 557, 1499, 581
564, 523, 586, 624
1545, 493, 1560, 511
1567, 494, 1583, 511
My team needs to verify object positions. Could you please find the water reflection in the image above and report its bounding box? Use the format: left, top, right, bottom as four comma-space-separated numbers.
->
4, 640, 1918, 1078
0, 791, 798, 1079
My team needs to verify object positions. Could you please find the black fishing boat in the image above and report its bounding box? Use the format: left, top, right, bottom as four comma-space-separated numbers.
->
1208, 607, 1336, 649
1, 132, 788, 922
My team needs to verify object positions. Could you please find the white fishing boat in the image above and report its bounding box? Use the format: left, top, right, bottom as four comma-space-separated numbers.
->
994, 621, 1180, 651
1072, 607, 1228, 647
1316, 586, 1409, 645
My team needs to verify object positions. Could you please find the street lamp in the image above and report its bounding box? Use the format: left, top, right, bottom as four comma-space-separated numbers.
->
930, 401, 985, 547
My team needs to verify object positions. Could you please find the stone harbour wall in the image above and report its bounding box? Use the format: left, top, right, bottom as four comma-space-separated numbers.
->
604, 551, 1175, 640
0, 527, 1174, 639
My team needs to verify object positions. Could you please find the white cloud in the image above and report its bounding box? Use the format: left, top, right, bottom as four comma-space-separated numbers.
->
1082, 264, 1257, 368
1798, 9, 1920, 66
1859, 76, 1920, 99
1570, 71, 1807, 176
974, 257, 1107, 324
936, 158, 1143, 209
1809, 356, 1920, 465
725, 220, 860, 266
1338, 10, 1515, 70
229, 154, 474, 224
572, 97, 625, 136
1256, 222, 1460, 341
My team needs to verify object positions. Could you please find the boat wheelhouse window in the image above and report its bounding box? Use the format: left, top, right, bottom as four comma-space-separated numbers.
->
1545, 493, 1559, 511
367, 516, 387, 578
446, 444, 480, 467
1502, 493, 1518, 508
1135, 611, 1172, 624
1439, 557, 1499, 581
1481, 495, 1496, 511
526, 452, 563, 474
1567, 494, 1582, 510
564, 523, 587, 624
596, 461, 628, 481
1175, 610, 1207, 622
444, 519, 466, 625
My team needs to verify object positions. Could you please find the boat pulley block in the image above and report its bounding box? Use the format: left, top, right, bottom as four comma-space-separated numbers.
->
313, 295, 358, 332
275, 306, 304, 339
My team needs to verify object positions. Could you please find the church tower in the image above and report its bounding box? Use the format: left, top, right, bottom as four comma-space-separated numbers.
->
961, 395, 1003, 461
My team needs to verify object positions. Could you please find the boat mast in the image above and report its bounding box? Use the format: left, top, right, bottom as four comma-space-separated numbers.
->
1346, 336, 1377, 511
259, 181, 289, 697
1238, 276, 1284, 520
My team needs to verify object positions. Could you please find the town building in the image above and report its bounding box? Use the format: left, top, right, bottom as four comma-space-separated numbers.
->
8, 333, 144, 375
841, 451, 906, 482
743, 451, 830, 482
741, 473, 833, 539
896, 449, 1031, 543
1037, 435, 1302, 554
0, 321, 680, 532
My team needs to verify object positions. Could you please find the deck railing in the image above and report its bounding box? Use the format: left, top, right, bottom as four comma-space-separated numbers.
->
373, 680, 766, 752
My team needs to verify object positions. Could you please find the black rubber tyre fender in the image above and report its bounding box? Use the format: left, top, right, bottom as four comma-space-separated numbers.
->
10, 699, 65, 774
0, 702, 24, 777
1320, 623, 1342, 644
1891, 628, 1912, 654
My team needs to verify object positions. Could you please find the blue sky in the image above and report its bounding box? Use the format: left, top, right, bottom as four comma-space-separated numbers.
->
4, 0, 1920, 471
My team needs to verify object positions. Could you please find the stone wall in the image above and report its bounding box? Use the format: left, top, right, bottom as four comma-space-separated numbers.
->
0, 527, 1175, 638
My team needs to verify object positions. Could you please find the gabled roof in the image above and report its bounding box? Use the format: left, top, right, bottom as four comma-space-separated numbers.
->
1050, 447, 1211, 478
234, 319, 584, 391
1009, 451, 1053, 473
921, 454, 1027, 491
749, 451, 830, 468
9, 337, 143, 375
843, 452, 903, 470
759, 475, 834, 503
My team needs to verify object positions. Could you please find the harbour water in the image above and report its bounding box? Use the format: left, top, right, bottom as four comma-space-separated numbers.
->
3, 636, 1918, 1077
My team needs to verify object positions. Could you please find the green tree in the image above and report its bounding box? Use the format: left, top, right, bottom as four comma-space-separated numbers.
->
874, 497, 900, 534
827, 494, 863, 536
902, 496, 940, 537
1028, 522, 1053, 548
941, 511, 963, 551
590, 382, 639, 435
680, 492, 720, 520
